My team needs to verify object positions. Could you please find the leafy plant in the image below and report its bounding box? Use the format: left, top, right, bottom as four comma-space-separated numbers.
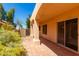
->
6, 8, 15, 24
0, 3, 6, 20
1, 22, 15, 31
0, 30, 27, 56
0, 4, 27, 56
0, 45, 26, 56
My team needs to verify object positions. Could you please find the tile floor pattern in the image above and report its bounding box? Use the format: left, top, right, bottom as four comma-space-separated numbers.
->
22, 37, 79, 56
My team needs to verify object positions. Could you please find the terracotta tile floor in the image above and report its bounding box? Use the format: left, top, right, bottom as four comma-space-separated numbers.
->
22, 37, 79, 56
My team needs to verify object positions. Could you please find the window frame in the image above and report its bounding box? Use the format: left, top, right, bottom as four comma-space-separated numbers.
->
42, 24, 47, 35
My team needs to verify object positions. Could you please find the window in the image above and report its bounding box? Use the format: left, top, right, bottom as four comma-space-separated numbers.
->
42, 24, 47, 34
39, 26, 41, 31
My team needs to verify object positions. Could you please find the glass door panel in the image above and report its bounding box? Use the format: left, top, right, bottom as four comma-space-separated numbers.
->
66, 18, 78, 51
57, 22, 64, 45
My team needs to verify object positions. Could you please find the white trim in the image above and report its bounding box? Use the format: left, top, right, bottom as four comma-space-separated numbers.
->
30, 3, 42, 21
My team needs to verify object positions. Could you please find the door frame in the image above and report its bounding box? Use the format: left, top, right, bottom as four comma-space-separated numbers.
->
57, 21, 65, 45
57, 18, 78, 52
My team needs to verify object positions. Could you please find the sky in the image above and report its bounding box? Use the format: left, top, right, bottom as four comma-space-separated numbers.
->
3, 3, 36, 29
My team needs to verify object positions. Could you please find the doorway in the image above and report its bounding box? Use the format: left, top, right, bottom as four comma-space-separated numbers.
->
66, 18, 78, 51
57, 18, 78, 51
57, 21, 64, 45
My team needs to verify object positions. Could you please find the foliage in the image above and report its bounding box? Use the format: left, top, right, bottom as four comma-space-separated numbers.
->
0, 45, 26, 56
26, 15, 30, 29
0, 30, 27, 56
0, 4, 15, 27
1, 22, 15, 31
0, 3, 6, 20
6, 8, 15, 24
0, 30, 21, 46
0, 4, 27, 56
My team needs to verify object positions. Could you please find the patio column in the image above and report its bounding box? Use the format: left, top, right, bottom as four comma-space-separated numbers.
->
32, 19, 40, 44
30, 3, 42, 44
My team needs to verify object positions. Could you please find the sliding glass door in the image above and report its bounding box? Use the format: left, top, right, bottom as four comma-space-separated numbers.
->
66, 18, 78, 51
57, 21, 64, 45
57, 18, 78, 51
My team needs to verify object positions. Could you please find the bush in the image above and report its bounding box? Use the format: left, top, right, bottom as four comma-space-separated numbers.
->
0, 45, 26, 56
0, 30, 27, 56
1, 22, 15, 31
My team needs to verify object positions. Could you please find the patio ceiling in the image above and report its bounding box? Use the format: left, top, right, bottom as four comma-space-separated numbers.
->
36, 3, 79, 23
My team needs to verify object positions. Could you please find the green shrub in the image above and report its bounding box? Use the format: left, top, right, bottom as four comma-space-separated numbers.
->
0, 45, 26, 56
1, 22, 15, 31
0, 30, 21, 46
0, 30, 27, 56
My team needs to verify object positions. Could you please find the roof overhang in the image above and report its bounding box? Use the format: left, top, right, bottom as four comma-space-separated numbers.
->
35, 3, 79, 23
30, 3, 42, 21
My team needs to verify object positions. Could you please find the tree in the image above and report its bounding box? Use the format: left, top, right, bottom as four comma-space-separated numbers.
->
26, 15, 30, 29
6, 8, 15, 25
0, 3, 6, 20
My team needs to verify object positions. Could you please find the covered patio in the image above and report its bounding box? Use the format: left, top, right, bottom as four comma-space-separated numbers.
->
22, 37, 79, 56
30, 3, 79, 55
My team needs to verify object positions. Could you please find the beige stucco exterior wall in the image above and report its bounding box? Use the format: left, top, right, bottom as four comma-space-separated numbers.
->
30, 3, 42, 43
39, 7, 79, 52
39, 19, 57, 43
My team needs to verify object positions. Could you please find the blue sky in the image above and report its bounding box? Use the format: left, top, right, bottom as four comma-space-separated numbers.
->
3, 3, 36, 29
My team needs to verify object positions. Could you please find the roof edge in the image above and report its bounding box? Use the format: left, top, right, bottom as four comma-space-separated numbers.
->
30, 3, 42, 21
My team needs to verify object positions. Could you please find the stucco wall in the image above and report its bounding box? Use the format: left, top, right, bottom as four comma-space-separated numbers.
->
39, 7, 79, 45
39, 19, 57, 43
